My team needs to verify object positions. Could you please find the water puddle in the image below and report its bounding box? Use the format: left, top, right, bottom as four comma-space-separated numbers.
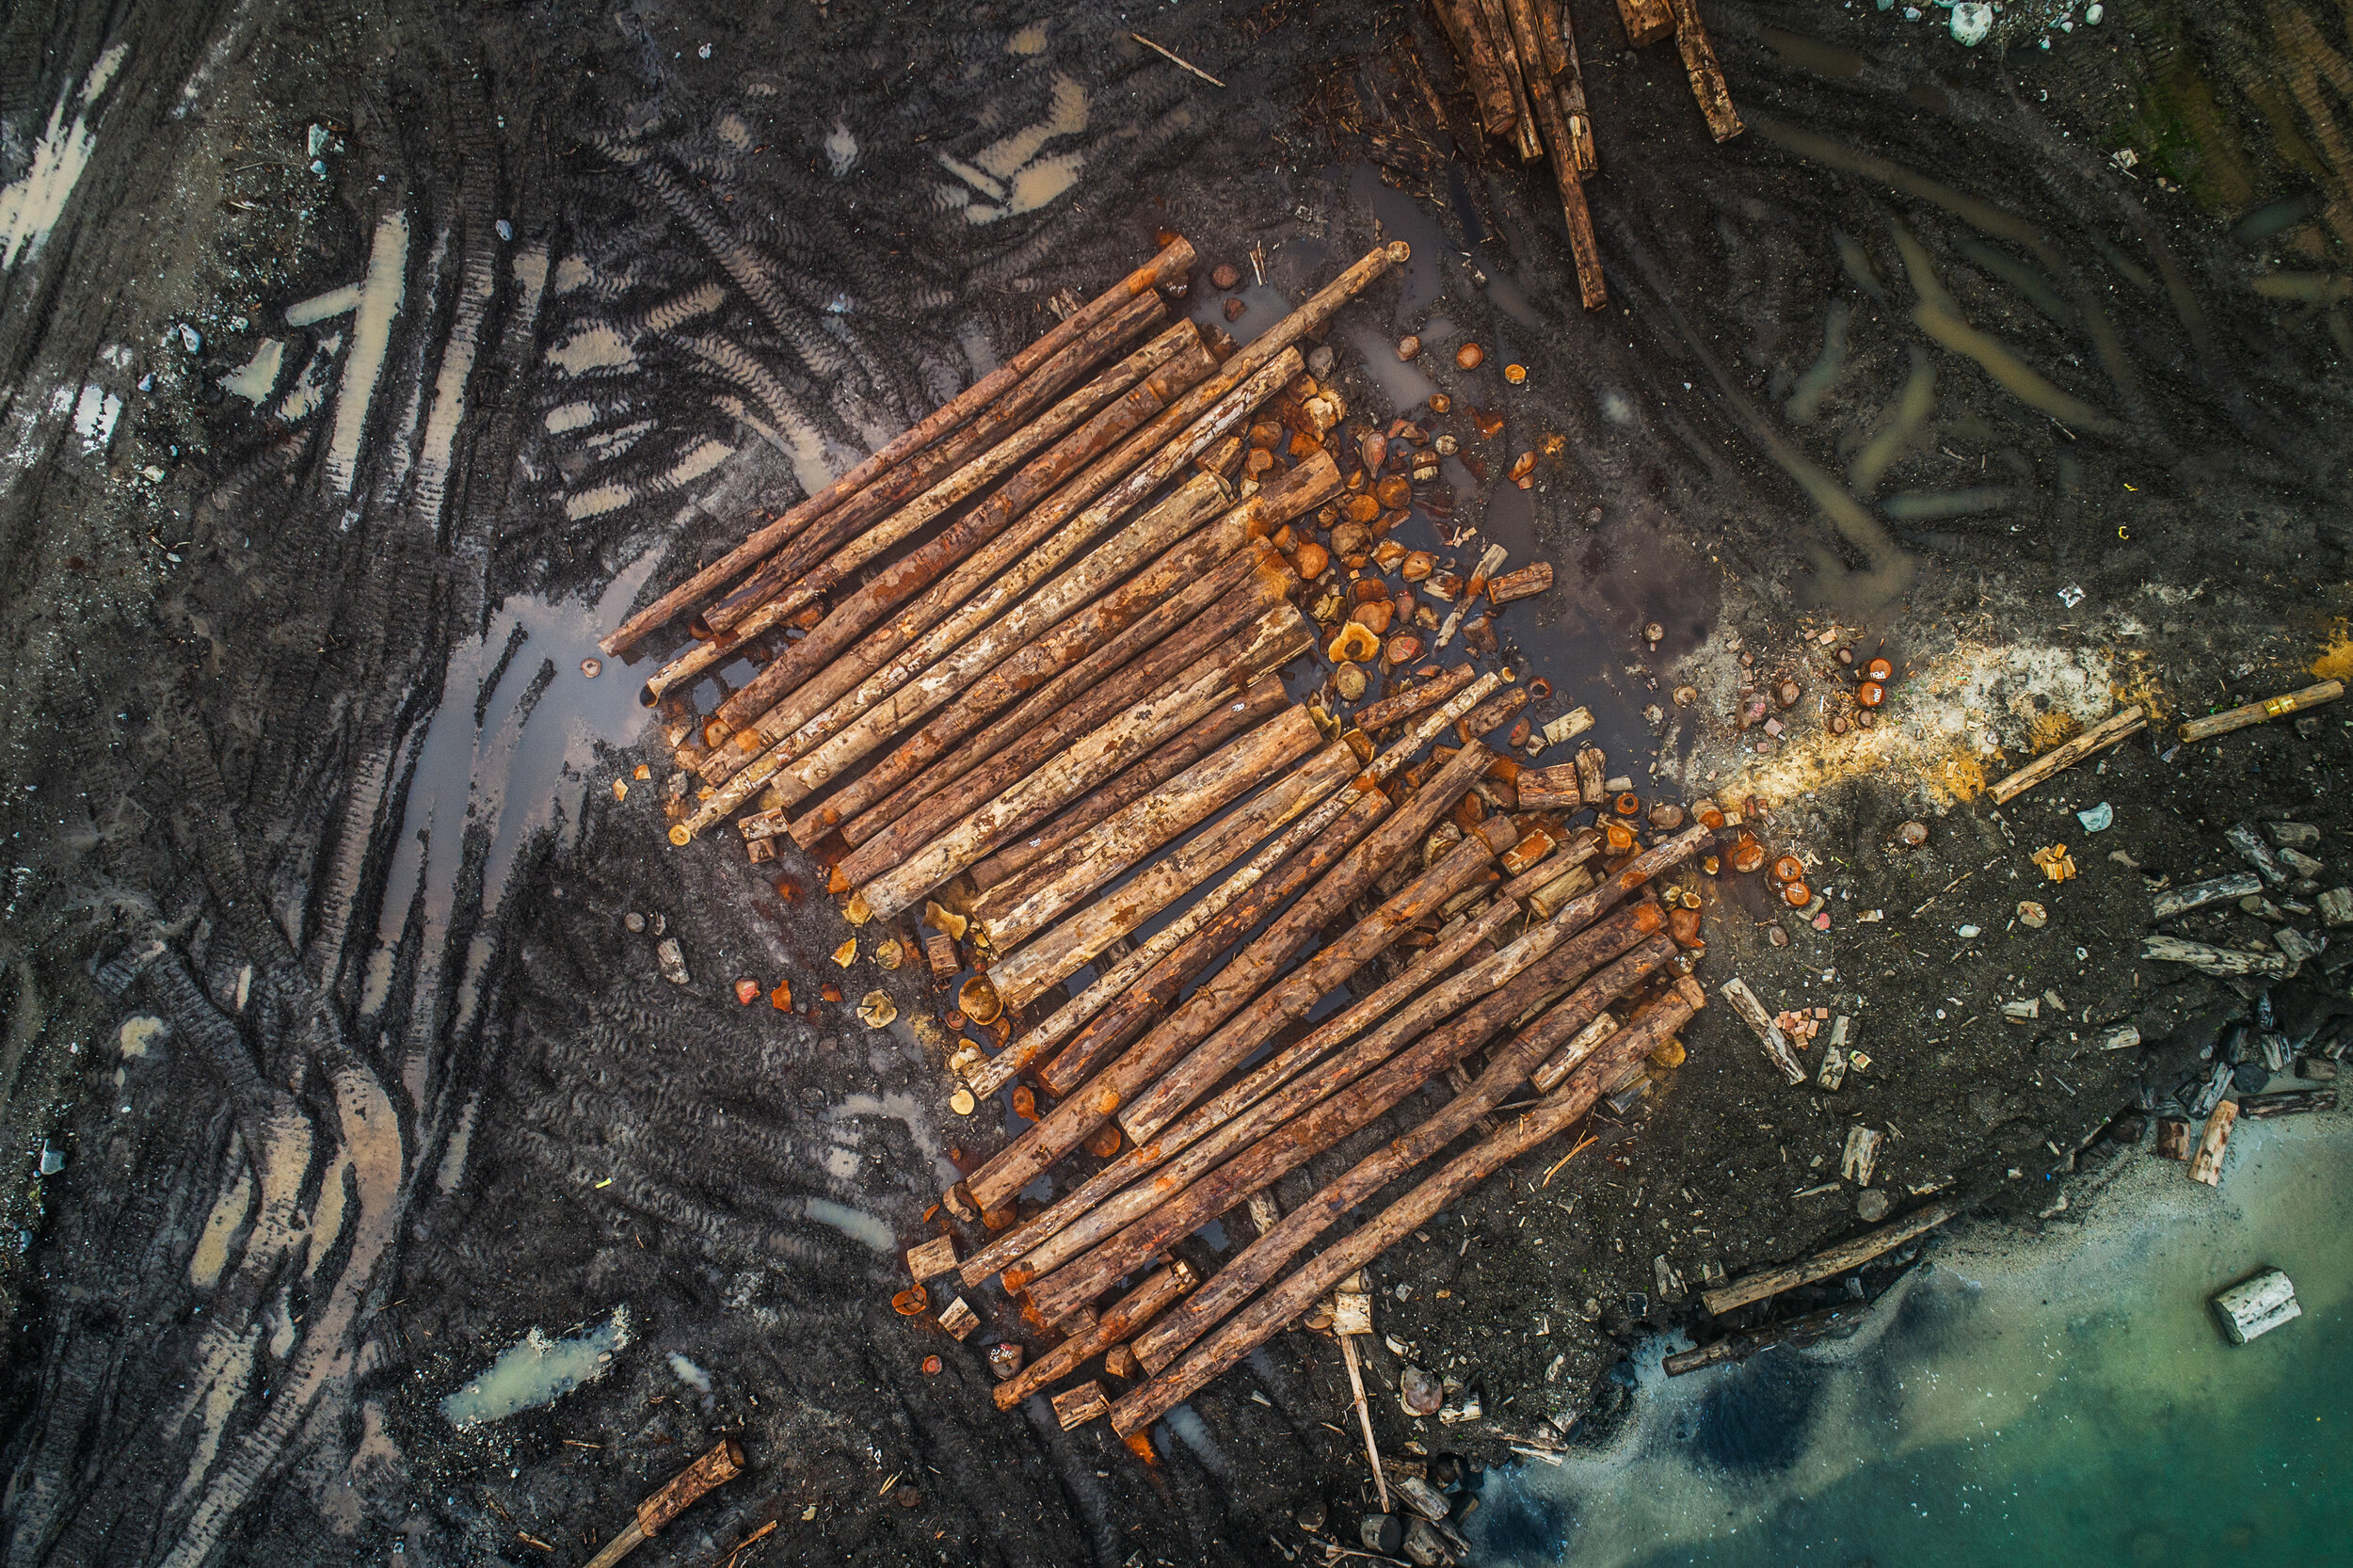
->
440, 1305, 633, 1430
362, 551, 661, 1011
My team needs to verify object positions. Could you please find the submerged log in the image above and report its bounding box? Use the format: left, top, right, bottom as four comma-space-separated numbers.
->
1698, 1203, 1961, 1316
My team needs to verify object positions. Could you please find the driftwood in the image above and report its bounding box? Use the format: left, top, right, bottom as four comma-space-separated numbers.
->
1662, 1303, 1865, 1376
2140, 936, 2288, 979
650, 313, 1201, 709
1988, 705, 2148, 804
600, 237, 1193, 656
829, 573, 1300, 889
983, 741, 1363, 1014
1107, 988, 1701, 1436
2178, 680, 2344, 744
1132, 933, 1679, 1372
1698, 1203, 1960, 1315
2152, 872, 2263, 920
2187, 1100, 2236, 1185
1516, 762, 1582, 810
1720, 976, 1808, 1084
816, 456, 1338, 849
970, 673, 1291, 890
1019, 896, 1668, 1324
852, 603, 1315, 920
964, 672, 1507, 1101
961, 743, 1497, 1216
990, 1262, 1194, 1411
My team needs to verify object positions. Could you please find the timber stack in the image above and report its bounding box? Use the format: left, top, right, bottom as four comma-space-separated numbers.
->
1426, 0, 1741, 309
602, 235, 1721, 1458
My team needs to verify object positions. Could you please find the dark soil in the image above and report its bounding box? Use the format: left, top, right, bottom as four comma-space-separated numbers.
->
1, 0, 2347, 1563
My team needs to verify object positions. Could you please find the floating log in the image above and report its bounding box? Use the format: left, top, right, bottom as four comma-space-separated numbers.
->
1988, 705, 2147, 805
1486, 560, 1555, 604
2178, 680, 2343, 744
650, 312, 1201, 708
851, 603, 1315, 920
2238, 1087, 2337, 1118
1662, 1304, 1865, 1376
1517, 761, 1582, 811
1132, 935, 1678, 1372
1108, 988, 1700, 1436
991, 1262, 1195, 1411
2212, 1267, 2301, 1344
983, 739, 1362, 1015
961, 743, 1497, 1216
1698, 1202, 1960, 1316
1573, 744, 1608, 807
600, 237, 1193, 656
1351, 663, 1480, 733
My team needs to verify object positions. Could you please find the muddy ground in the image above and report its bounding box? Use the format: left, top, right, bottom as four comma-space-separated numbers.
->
1, 0, 2348, 1562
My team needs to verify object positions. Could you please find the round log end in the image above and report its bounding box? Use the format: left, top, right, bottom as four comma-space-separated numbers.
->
959, 974, 1003, 1025
638, 683, 659, 708
667, 824, 693, 847
688, 614, 714, 640
1385, 240, 1412, 264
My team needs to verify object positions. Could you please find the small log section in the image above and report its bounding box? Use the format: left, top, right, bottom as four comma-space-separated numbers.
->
2177, 680, 2344, 744
1988, 705, 2147, 804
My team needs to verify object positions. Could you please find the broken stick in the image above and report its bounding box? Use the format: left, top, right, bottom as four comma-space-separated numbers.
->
582, 1438, 746, 1568
1698, 1202, 1959, 1316
2177, 680, 2344, 744
1987, 704, 2147, 804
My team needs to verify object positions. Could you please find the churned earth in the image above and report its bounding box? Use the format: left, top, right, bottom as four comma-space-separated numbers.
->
0, 0, 2347, 1563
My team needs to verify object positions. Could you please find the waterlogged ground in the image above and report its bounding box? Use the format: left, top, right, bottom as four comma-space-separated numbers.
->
1468, 1113, 2351, 1566
1, 0, 2349, 1563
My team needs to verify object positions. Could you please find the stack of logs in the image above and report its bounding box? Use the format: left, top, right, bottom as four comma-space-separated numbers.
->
601, 236, 1718, 1452
1427, 0, 1741, 310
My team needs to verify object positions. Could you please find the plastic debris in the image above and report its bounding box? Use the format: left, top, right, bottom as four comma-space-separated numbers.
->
2075, 802, 2113, 833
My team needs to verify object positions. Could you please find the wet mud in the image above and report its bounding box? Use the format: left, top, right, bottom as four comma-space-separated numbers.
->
0, 0, 2348, 1562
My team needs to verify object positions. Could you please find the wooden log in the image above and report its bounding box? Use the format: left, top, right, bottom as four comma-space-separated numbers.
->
844, 542, 1296, 850
967, 671, 1507, 1102
1470, 0, 1546, 160
1021, 895, 1669, 1323
1499, 0, 1607, 309
1662, 0, 1742, 142
1613, 0, 1673, 47
975, 708, 1330, 955
1662, 1304, 1865, 1377
771, 471, 1238, 813
957, 896, 1525, 1290
1431, 0, 1520, 140
692, 338, 1266, 795
1107, 988, 1700, 1436
905, 1235, 959, 1283
648, 311, 1198, 708
1699, 1203, 1960, 1316
1721, 977, 1808, 1084
2238, 1087, 2337, 1118
851, 605, 1315, 920
2153, 872, 2263, 920
1987, 705, 2147, 804
991, 1262, 1195, 1411
702, 287, 1176, 640
1050, 1381, 1112, 1430
1453, 685, 1531, 743
817, 457, 1339, 849
1574, 744, 1607, 807
2178, 680, 2343, 744
600, 237, 1193, 656
1540, 0, 1598, 173
972, 674, 1291, 890
1352, 663, 1480, 733
831, 576, 1298, 890
2139, 936, 2287, 980
1516, 762, 1582, 811
671, 328, 1211, 767
984, 740, 1363, 1014
1132, 934, 1678, 1372
1486, 561, 1554, 605
2187, 1100, 2236, 1185
2212, 1267, 2301, 1343
581, 1438, 749, 1568
1117, 816, 1523, 1144
962, 742, 1497, 1215
1518, 0, 1568, 75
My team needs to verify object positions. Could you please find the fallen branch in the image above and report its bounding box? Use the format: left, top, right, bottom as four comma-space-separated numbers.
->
2177, 680, 2343, 744
1698, 1202, 1960, 1316
1987, 705, 2147, 804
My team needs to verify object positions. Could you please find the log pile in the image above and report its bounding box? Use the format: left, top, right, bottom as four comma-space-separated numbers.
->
603, 235, 1723, 1459
1426, 0, 1741, 310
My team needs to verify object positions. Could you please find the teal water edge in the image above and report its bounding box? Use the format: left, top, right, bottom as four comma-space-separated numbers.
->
1468, 1114, 2352, 1567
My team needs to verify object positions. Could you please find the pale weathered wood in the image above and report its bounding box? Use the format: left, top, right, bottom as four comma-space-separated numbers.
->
1699, 1203, 1961, 1316
1988, 705, 2147, 804
2178, 680, 2344, 744
2153, 872, 2263, 920
2187, 1100, 2236, 1186
1721, 977, 1807, 1084
2140, 936, 2287, 979
1662, 0, 1742, 142
1614, 0, 1673, 47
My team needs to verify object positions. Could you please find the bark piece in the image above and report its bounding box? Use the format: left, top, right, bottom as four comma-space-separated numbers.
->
1840, 1125, 1882, 1187
1574, 744, 1608, 808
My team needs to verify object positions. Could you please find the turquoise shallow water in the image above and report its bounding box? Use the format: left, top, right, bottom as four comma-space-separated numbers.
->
1468, 1113, 2352, 1567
